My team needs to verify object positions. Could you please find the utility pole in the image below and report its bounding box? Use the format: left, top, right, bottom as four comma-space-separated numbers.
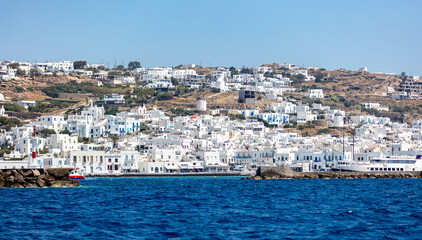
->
352, 128, 355, 161
342, 126, 345, 160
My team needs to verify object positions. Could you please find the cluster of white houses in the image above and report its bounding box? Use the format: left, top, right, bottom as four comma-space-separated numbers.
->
1, 60, 422, 174
0, 60, 313, 99
1, 59, 418, 100
0, 95, 421, 174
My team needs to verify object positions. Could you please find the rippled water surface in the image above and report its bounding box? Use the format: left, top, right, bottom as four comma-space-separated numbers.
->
0, 177, 421, 239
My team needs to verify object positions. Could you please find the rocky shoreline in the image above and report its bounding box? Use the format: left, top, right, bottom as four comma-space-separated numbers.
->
245, 166, 422, 180
0, 168, 80, 188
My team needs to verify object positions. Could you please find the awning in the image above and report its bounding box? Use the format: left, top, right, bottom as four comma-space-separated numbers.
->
165, 166, 180, 170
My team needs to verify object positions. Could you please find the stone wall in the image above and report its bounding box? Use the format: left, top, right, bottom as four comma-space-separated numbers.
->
250, 166, 422, 180
0, 168, 80, 188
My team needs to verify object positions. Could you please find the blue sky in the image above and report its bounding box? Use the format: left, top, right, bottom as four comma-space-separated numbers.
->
0, 0, 421, 74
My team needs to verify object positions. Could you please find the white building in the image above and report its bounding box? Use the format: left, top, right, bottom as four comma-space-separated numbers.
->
103, 94, 125, 104
17, 100, 36, 109
361, 102, 389, 112
279, 63, 298, 70
253, 66, 272, 74
306, 89, 324, 99
211, 68, 230, 80
292, 69, 316, 81
171, 69, 197, 80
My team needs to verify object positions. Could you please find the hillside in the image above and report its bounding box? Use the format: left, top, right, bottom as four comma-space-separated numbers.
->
0, 75, 95, 101
156, 89, 277, 110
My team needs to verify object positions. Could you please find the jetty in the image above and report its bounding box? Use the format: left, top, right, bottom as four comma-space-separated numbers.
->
0, 168, 79, 188
88, 172, 250, 178
246, 166, 422, 180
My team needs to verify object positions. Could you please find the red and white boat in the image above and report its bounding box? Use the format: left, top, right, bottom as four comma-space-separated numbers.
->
69, 168, 85, 180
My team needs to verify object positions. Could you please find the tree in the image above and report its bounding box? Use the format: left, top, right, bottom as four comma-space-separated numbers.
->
139, 123, 149, 132
240, 68, 251, 74
400, 72, 406, 79
315, 72, 325, 82
40, 128, 56, 137
171, 77, 179, 86
73, 60, 87, 69
115, 65, 124, 71
128, 61, 141, 70
7, 62, 20, 69
86, 67, 99, 74
296, 74, 305, 81
59, 129, 72, 135
30, 69, 40, 77
264, 72, 274, 78
110, 135, 119, 149
5, 104, 26, 113
0, 117, 22, 131
105, 107, 120, 115
16, 69, 26, 75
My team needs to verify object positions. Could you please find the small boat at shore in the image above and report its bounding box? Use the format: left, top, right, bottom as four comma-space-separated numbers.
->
69, 168, 85, 180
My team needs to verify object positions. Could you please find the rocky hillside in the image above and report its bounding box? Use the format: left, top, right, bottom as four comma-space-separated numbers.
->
0, 75, 95, 101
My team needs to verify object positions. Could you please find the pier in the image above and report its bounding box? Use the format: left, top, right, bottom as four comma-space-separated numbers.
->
88, 172, 250, 178
247, 166, 422, 180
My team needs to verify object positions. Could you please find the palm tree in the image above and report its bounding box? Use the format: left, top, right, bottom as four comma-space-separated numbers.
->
110, 135, 119, 149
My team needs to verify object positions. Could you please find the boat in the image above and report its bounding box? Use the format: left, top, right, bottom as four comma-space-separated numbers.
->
69, 168, 85, 180
337, 155, 422, 172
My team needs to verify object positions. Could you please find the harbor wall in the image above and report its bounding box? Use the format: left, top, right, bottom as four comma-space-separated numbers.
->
0, 168, 80, 188
251, 166, 422, 179
88, 172, 249, 177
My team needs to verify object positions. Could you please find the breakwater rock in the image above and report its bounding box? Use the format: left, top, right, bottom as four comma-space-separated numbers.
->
0, 168, 80, 188
247, 166, 422, 180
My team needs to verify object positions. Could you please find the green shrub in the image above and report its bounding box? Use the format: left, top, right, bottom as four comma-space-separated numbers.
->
317, 128, 330, 135
156, 92, 173, 101
105, 108, 120, 116
5, 104, 26, 112
15, 87, 25, 93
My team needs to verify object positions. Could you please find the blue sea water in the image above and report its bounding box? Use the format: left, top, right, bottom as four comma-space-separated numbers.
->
0, 177, 421, 240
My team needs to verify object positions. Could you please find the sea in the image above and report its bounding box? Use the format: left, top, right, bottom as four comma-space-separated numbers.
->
0, 177, 421, 239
